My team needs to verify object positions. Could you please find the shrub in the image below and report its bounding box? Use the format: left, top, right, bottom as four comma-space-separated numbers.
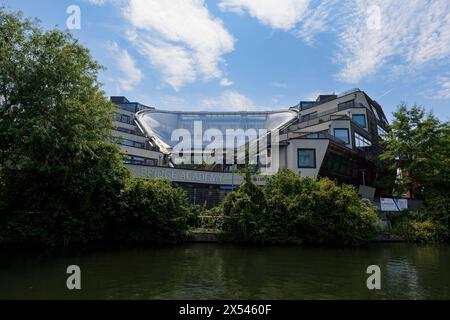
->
391, 219, 448, 243
220, 181, 267, 242
107, 178, 192, 243
218, 169, 381, 246
264, 171, 380, 246
388, 201, 449, 243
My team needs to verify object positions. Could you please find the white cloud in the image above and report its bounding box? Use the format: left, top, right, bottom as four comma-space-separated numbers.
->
87, 0, 107, 5
219, 0, 450, 86
429, 76, 450, 100
201, 90, 260, 111
293, 0, 340, 45
220, 78, 233, 87
271, 82, 290, 89
138, 41, 196, 91
304, 91, 321, 101
336, 0, 450, 83
158, 95, 188, 110
123, 0, 235, 90
219, 0, 310, 31
108, 42, 143, 92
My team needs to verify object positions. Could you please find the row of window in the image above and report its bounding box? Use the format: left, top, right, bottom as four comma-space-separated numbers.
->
115, 126, 144, 137
123, 155, 158, 166
112, 136, 147, 149
338, 100, 355, 111
301, 111, 318, 122
114, 113, 132, 124
115, 126, 135, 135
117, 103, 150, 114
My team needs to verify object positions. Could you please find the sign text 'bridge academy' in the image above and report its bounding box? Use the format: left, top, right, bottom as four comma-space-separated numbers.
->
126, 164, 267, 186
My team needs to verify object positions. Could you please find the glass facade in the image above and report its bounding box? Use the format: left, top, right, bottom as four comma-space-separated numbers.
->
377, 124, 387, 138
355, 132, 372, 148
136, 110, 297, 150
298, 149, 316, 168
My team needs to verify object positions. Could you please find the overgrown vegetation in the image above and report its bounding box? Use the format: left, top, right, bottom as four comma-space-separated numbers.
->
216, 169, 381, 246
106, 179, 192, 243
380, 104, 450, 243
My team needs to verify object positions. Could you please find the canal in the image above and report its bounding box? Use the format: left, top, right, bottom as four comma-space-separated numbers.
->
1, 243, 449, 299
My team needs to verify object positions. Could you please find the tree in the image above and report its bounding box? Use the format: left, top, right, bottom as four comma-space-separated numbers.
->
380, 103, 450, 199
0, 9, 128, 244
108, 178, 192, 243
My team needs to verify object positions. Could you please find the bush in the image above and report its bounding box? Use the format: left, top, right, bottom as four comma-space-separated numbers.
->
264, 171, 380, 246
391, 219, 448, 243
388, 200, 449, 243
218, 169, 381, 246
422, 193, 450, 231
219, 181, 267, 242
107, 178, 193, 243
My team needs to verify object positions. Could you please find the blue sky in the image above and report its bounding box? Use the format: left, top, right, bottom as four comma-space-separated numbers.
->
3, 0, 450, 121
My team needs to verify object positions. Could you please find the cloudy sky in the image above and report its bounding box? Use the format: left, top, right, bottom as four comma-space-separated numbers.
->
4, 0, 450, 120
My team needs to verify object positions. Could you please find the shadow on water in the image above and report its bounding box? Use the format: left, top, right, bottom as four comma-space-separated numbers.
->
0, 243, 449, 299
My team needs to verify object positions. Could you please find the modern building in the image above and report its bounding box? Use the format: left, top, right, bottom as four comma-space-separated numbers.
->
111, 89, 389, 206
111, 96, 164, 167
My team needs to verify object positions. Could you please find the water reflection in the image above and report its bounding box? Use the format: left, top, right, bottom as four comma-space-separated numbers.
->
0, 244, 449, 299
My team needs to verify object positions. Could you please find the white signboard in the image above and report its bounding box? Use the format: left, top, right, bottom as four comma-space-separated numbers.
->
380, 198, 408, 212
396, 199, 408, 211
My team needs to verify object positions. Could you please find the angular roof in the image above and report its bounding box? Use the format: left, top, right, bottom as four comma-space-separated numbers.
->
135, 109, 298, 154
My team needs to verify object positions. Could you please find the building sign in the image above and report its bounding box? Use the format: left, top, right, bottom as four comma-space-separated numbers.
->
126, 164, 267, 186
380, 198, 408, 212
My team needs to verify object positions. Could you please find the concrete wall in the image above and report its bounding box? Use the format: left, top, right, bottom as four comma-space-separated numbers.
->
284, 139, 329, 178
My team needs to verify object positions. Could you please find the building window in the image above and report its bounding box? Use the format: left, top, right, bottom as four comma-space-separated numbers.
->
301, 111, 318, 122
112, 137, 146, 149
298, 149, 316, 168
115, 127, 135, 135
334, 128, 350, 144
352, 114, 367, 128
124, 155, 157, 166
377, 124, 388, 138
300, 101, 315, 110
338, 100, 355, 111
114, 113, 131, 124
355, 132, 372, 148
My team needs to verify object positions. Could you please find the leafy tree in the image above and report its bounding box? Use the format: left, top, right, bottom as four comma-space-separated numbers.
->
108, 178, 192, 243
380, 103, 450, 198
0, 9, 128, 244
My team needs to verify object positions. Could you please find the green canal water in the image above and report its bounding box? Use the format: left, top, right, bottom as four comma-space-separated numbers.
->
1, 243, 449, 299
